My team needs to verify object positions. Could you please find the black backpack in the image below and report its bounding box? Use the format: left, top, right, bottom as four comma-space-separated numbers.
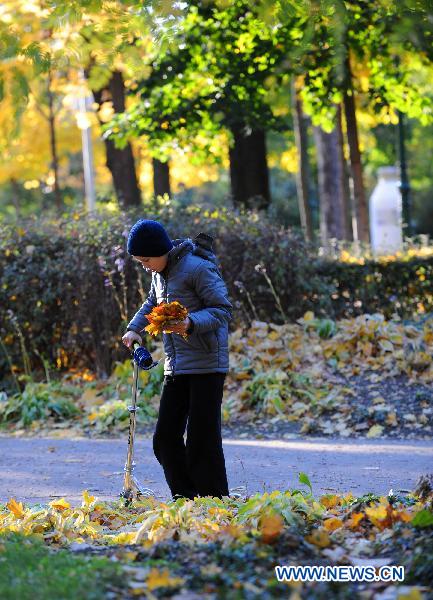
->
192, 232, 222, 276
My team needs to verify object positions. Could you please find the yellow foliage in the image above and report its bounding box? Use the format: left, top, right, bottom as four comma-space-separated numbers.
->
303, 311, 315, 321
6, 498, 25, 520
280, 146, 299, 173
323, 517, 344, 531
346, 512, 364, 528
135, 132, 229, 196
305, 526, 330, 548
319, 494, 341, 509
49, 498, 71, 511
367, 424, 384, 438
146, 567, 185, 591
259, 513, 284, 543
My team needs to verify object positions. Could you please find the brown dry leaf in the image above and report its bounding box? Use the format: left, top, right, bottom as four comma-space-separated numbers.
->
346, 512, 365, 528
220, 523, 245, 539
393, 508, 414, 524
386, 412, 398, 426
144, 301, 188, 337
259, 513, 284, 544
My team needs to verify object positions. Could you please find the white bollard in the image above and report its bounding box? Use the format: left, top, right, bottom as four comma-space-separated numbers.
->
369, 166, 403, 257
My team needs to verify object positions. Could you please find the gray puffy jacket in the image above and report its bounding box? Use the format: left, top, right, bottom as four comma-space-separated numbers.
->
126, 234, 232, 375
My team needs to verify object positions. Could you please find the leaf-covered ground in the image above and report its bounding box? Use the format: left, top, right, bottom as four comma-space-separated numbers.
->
1, 473, 432, 599
1, 313, 432, 441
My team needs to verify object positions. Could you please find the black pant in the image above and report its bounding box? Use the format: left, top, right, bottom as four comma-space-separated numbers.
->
152, 372, 229, 500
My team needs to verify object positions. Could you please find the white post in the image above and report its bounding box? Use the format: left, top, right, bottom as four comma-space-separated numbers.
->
77, 70, 96, 213
369, 166, 403, 257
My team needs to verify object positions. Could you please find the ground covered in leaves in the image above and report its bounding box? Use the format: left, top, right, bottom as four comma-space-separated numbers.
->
1, 313, 432, 442
1, 473, 432, 599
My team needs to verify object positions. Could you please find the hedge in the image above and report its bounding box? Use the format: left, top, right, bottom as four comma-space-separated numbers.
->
0, 204, 431, 383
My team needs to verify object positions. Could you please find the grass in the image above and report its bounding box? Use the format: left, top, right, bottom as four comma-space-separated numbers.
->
0, 532, 123, 600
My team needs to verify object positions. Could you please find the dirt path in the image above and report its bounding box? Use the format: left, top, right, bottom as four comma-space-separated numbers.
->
0, 434, 432, 506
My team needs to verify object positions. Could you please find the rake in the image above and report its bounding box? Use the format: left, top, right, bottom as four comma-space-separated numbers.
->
119, 341, 160, 505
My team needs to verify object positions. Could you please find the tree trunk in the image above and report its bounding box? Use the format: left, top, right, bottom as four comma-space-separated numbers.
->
313, 117, 347, 248
228, 124, 271, 210
336, 104, 353, 241
343, 55, 369, 243
292, 80, 313, 242
10, 178, 21, 217
152, 158, 171, 198
47, 68, 62, 213
92, 71, 142, 209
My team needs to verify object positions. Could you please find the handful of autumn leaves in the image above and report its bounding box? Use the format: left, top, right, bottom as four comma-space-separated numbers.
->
144, 301, 190, 340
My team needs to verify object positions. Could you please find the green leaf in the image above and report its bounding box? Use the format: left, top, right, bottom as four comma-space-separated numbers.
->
298, 471, 313, 494
411, 509, 433, 528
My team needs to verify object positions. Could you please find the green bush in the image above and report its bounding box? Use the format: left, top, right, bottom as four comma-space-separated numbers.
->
1, 203, 432, 384
0, 380, 81, 427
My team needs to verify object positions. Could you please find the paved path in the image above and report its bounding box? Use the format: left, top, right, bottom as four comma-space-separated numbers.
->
0, 435, 432, 506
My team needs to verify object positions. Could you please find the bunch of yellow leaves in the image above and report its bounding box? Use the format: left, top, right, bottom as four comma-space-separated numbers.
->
144, 301, 189, 339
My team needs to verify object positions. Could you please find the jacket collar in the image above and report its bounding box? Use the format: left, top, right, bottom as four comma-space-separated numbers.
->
161, 238, 195, 277
167, 238, 195, 264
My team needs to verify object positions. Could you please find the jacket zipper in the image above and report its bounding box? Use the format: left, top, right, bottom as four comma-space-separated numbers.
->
162, 258, 176, 372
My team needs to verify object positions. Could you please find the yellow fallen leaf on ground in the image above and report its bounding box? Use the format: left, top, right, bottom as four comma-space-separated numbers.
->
319, 494, 341, 509
396, 509, 413, 523
110, 531, 137, 544
346, 512, 364, 528
365, 504, 389, 527
303, 311, 315, 321
220, 523, 245, 539
49, 498, 71, 511
146, 567, 184, 590
397, 587, 425, 600
6, 498, 25, 519
386, 412, 398, 426
305, 527, 330, 548
323, 517, 343, 531
81, 490, 96, 507
260, 514, 284, 544
367, 424, 384, 438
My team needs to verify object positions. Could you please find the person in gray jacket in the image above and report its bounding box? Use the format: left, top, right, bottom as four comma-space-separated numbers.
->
122, 219, 232, 501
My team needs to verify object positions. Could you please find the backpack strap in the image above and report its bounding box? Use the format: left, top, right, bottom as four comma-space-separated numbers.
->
193, 232, 214, 251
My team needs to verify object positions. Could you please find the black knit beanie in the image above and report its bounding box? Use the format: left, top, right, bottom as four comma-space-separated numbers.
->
126, 219, 173, 257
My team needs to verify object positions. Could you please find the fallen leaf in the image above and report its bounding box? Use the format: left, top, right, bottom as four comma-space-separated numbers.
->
305, 527, 330, 548
367, 424, 384, 438
6, 498, 25, 519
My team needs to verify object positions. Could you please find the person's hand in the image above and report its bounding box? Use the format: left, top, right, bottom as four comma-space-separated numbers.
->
122, 330, 143, 349
163, 316, 191, 335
